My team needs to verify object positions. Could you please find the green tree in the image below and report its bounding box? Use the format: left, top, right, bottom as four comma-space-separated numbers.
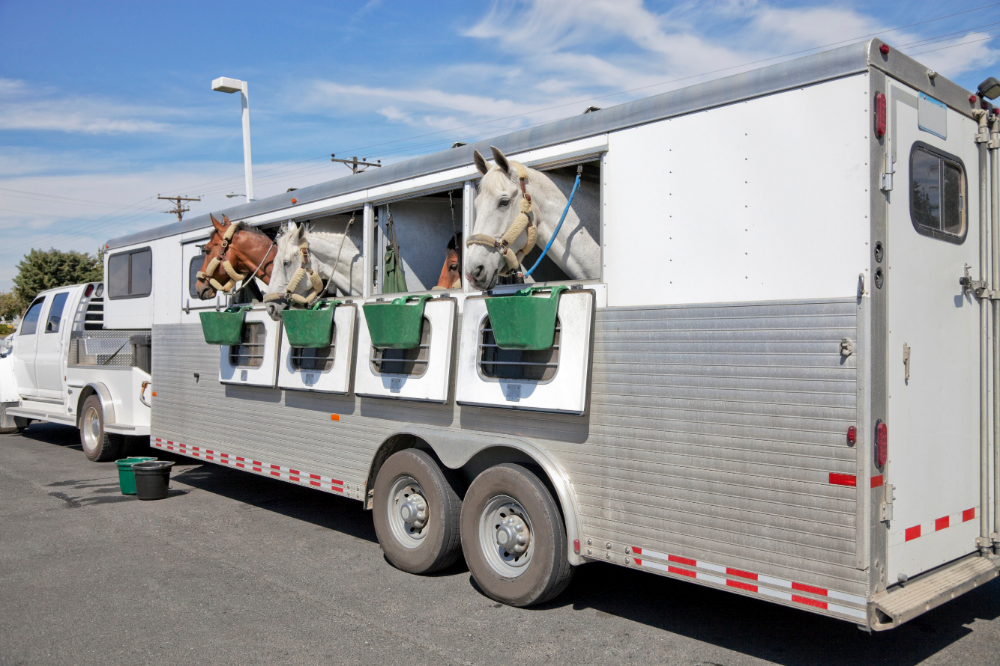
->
12, 248, 103, 306
0, 291, 22, 321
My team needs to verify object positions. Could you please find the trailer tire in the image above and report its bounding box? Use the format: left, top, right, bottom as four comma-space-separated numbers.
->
79, 395, 123, 462
461, 463, 574, 607
372, 449, 463, 574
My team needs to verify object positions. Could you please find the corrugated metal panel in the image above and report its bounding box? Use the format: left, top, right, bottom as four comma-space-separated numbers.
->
151, 298, 863, 599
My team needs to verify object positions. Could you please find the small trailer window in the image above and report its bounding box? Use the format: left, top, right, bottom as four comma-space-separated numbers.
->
45, 292, 68, 333
370, 319, 430, 377
108, 247, 152, 298
19, 298, 44, 335
478, 317, 560, 382
229, 322, 266, 368
910, 144, 966, 243
188, 253, 206, 298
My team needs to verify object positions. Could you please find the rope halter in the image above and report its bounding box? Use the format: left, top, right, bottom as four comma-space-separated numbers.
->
263, 242, 325, 306
196, 222, 246, 293
465, 160, 538, 275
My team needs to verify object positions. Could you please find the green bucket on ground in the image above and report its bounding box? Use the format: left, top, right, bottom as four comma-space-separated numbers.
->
363, 295, 431, 349
281, 299, 341, 348
115, 457, 156, 495
484, 285, 567, 350
199, 306, 252, 345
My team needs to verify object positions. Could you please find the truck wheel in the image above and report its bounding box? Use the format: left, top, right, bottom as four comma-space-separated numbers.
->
372, 449, 462, 574
79, 395, 123, 462
461, 464, 574, 607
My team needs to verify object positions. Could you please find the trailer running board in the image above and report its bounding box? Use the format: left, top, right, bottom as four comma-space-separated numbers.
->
869, 554, 999, 630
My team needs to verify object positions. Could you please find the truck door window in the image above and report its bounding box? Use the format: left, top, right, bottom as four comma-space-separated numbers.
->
19, 299, 44, 335
45, 292, 68, 333
910, 143, 967, 243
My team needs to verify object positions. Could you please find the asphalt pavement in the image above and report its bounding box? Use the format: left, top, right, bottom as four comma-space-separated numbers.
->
1, 423, 999, 666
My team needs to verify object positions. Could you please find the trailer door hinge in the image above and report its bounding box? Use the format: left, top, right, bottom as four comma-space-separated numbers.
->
880, 484, 895, 523
880, 154, 895, 192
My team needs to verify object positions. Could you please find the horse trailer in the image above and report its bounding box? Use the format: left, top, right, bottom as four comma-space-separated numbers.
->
9, 38, 1000, 630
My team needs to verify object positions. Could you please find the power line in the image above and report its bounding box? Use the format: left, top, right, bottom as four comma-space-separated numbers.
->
157, 194, 201, 222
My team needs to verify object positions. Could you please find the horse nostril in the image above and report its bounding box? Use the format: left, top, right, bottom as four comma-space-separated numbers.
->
471, 265, 485, 280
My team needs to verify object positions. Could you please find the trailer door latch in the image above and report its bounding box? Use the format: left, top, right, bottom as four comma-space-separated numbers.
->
880, 483, 895, 523
840, 338, 854, 357
960, 264, 994, 298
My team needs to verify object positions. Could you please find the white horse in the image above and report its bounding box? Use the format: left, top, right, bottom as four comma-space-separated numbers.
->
466, 145, 601, 291
264, 214, 364, 321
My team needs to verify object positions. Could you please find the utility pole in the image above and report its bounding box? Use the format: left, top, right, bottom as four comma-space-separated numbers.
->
331, 154, 382, 174
158, 195, 202, 222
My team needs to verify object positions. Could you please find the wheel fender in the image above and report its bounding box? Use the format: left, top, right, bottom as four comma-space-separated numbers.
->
385, 425, 586, 566
78, 382, 116, 425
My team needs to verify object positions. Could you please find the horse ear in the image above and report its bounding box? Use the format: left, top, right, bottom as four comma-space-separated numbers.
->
222, 214, 232, 226
210, 214, 225, 235
473, 149, 490, 176
490, 145, 510, 175
287, 221, 301, 243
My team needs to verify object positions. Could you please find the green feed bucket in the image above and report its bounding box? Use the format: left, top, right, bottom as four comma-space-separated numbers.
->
115, 456, 156, 495
484, 286, 567, 350
199, 306, 251, 345
363, 295, 431, 349
281, 299, 340, 348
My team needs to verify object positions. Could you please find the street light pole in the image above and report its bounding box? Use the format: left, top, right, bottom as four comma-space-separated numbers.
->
211, 77, 255, 201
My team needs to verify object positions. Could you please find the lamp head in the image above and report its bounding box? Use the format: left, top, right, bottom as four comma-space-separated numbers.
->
212, 77, 244, 94
977, 77, 1000, 100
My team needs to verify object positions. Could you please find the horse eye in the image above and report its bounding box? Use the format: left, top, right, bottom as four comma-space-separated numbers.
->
449, 263, 459, 271
498, 198, 510, 208
283, 260, 290, 268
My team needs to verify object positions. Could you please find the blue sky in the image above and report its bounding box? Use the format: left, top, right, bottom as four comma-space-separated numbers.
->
1, 0, 999, 292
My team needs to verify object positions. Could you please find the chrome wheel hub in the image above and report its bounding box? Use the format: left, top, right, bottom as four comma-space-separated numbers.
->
387, 476, 428, 548
82, 407, 100, 452
479, 495, 534, 576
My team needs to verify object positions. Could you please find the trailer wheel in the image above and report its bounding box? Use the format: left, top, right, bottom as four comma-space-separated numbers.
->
372, 449, 462, 574
461, 464, 574, 607
79, 395, 123, 462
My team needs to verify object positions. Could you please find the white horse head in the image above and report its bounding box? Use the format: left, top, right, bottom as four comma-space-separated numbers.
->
264, 216, 363, 321
466, 145, 600, 291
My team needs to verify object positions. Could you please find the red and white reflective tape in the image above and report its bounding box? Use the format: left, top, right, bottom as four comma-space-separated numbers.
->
629, 546, 866, 620
889, 507, 976, 547
152, 437, 345, 494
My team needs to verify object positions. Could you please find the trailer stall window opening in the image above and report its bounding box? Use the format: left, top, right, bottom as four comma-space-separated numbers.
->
45, 292, 68, 334
370, 319, 430, 377
19, 299, 44, 335
910, 143, 967, 243
478, 317, 560, 382
107, 247, 152, 299
229, 322, 266, 368
290, 340, 336, 373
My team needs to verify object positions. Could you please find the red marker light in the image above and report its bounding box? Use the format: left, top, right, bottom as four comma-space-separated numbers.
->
874, 93, 886, 139
879, 44, 890, 55
573, 539, 581, 554
971, 95, 979, 104
84, 284, 94, 297
291, 198, 298, 204
875, 420, 888, 467
847, 426, 857, 445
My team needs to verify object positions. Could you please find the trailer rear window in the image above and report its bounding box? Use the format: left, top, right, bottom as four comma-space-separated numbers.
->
370, 319, 430, 377
291, 334, 336, 373
478, 317, 560, 382
910, 144, 966, 243
108, 248, 152, 299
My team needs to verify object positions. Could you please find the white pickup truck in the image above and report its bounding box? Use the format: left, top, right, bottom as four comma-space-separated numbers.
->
0, 282, 151, 460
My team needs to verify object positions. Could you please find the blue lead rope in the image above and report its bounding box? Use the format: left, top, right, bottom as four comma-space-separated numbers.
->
523, 165, 583, 277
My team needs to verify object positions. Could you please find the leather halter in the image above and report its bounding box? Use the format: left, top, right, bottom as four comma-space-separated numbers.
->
465, 160, 538, 275
262, 242, 324, 306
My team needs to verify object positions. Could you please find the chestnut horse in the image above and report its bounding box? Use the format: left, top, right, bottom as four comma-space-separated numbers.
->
194, 214, 278, 300
434, 233, 462, 289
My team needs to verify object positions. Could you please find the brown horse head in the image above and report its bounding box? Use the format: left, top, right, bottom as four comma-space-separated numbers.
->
194, 214, 277, 299
435, 233, 462, 290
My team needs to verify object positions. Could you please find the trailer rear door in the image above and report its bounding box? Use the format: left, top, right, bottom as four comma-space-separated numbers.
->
885, 81, 981, 583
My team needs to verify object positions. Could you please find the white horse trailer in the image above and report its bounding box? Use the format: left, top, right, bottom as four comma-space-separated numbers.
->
91, 39, 1000, 629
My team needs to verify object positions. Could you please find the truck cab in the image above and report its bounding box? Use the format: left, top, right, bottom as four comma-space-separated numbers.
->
0, 283, 152, 459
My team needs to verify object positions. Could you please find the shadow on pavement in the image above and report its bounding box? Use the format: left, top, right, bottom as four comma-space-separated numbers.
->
15, 423, 1000, 664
